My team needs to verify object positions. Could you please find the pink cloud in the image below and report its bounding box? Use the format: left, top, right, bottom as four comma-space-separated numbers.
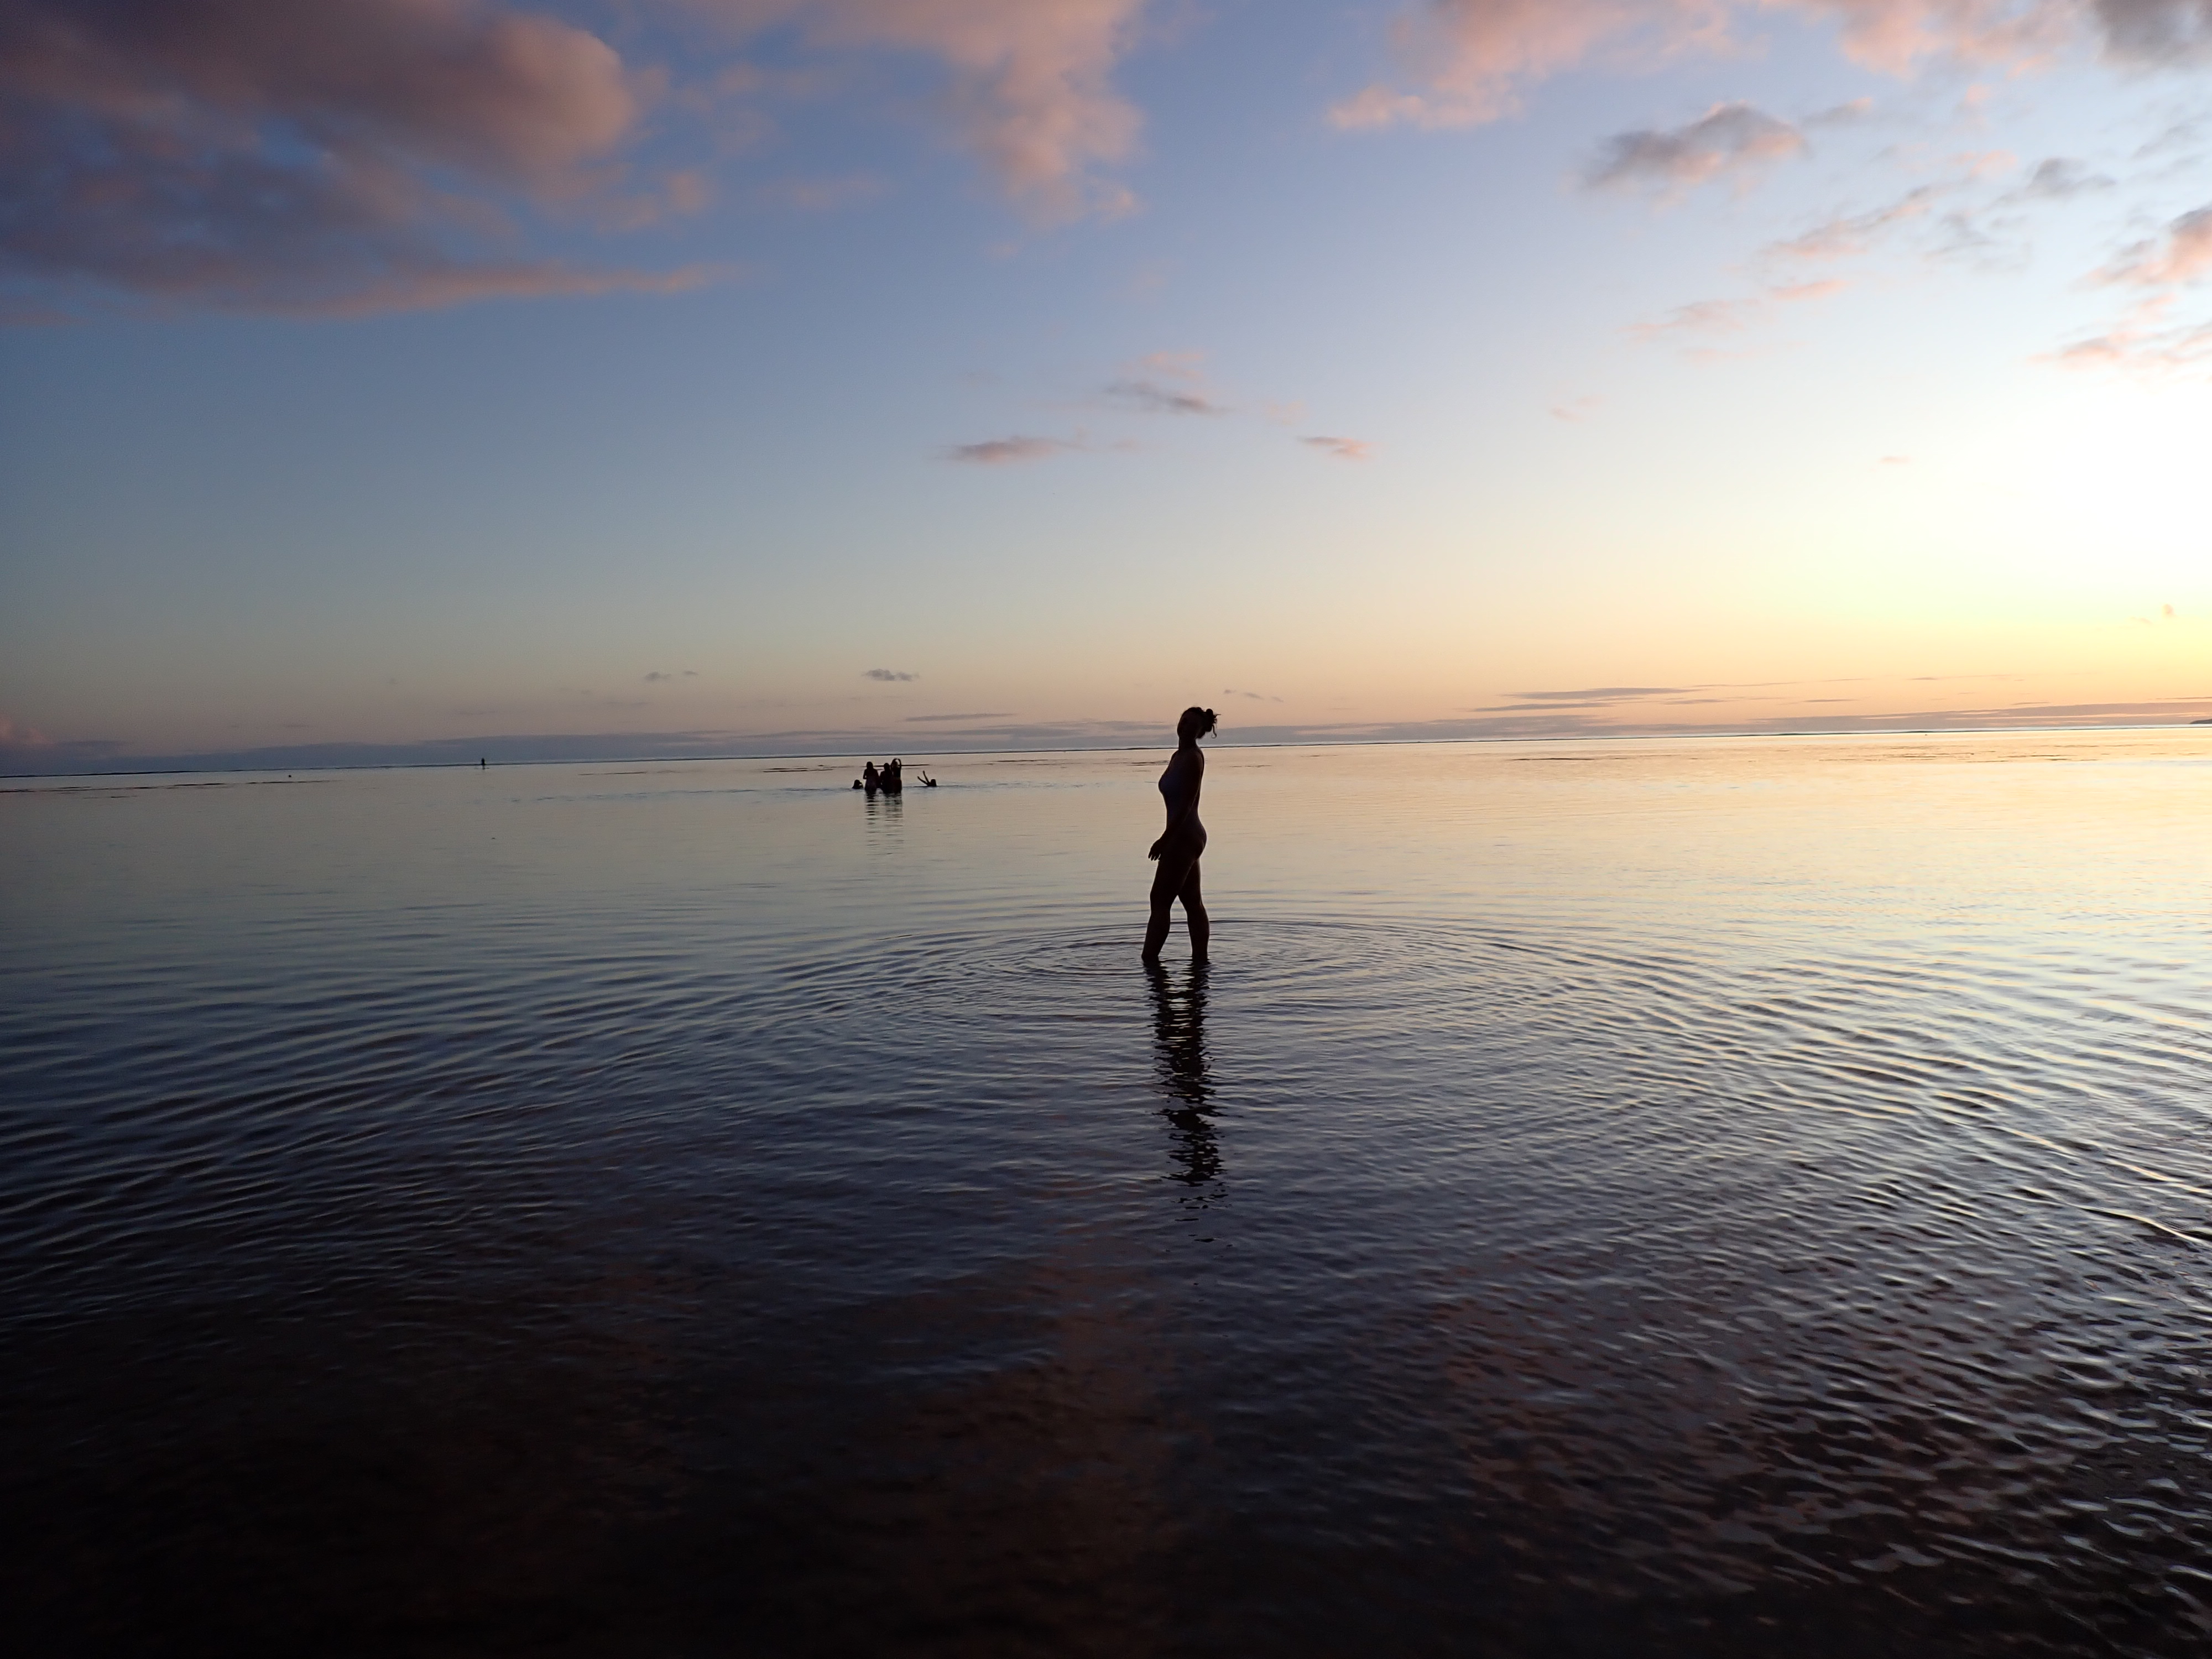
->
0, 0, 715, 316
2063, 204, 2212, 369
1332, 1, 2200, 132
1627, 273, 1845, 349
1762, 184, 1939, 260
1332, 0, 1727, 131
2047, 302, 2212, 371
2098, 204, 2212, 285
1770, 276, 1851, 301
692, 0, 1147, 221
1628, 296, 1765, 340
1300, 434, 1373, 460
3, 0, 1150, 317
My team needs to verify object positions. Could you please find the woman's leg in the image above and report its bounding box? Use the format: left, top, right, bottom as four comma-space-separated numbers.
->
1178, 859, 1209, 964
1143, 850, 1194, 963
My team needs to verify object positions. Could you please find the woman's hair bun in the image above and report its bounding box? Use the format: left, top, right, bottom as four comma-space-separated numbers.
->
1181, 705, 1219, 738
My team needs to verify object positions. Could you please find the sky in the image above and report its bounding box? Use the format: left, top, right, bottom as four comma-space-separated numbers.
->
3, 0, 2210, 773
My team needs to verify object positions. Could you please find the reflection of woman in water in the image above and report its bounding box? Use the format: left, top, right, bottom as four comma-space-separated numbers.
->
1146, 961, 1220, 1193
1142, 706, 1216, 964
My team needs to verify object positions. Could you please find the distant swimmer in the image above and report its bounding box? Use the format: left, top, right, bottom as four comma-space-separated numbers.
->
1142, 707, 1216, 966
479, 757, 486, 769
862, 761, 880, 793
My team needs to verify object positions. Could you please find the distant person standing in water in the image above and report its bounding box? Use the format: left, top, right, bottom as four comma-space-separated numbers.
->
1143, 707, 1217, 965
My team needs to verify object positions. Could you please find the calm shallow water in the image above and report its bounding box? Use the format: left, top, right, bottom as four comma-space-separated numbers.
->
4, 731, 2210, 1656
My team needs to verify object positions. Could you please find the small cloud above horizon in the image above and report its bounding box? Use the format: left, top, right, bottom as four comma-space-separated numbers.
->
644, 669, 700, 683
1502, 686, 1691, 705
1107, 379, 1225, 416
1301, 434, 1372, 460
1107, 349, 1228, 416
864, 668, 920, 682
948, 436, 1071, 465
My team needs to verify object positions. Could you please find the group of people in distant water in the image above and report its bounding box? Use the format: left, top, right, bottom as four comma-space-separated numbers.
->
854, 758, 935, 794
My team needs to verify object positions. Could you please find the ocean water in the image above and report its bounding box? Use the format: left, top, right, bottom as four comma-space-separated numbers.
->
4, 730, 2210, 1657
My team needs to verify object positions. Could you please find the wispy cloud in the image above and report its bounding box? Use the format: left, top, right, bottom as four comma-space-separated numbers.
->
2059, 203, 2212, 370
1629, 270, 1846, 347
1329, 0, 1725, 131
1806, 97, 1876, 127
1107, 379, 1225, 415
863, 667, 920, 681
2019, 156, 2115, 199
1763, 185, 1942, 263
905, 711, 1015, 721
947, 434, 1073, 464
2098, 204, 2212, 286
1329, 1, 2207, 135
1100, 347, 1230, 414
644, 669, 700, 682
1770, 278, 1850, 302
1628, 298, 1764, 342
1300, 434, 1373, 460
2048, 311, 2212, 371
1499, 685, 1694, 705
1587, 102, 1807, 195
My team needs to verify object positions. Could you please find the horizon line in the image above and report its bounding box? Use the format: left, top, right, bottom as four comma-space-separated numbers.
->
7, 718, 2208, 784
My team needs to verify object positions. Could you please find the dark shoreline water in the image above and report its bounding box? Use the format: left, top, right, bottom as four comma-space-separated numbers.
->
5, 733, 2209, 1656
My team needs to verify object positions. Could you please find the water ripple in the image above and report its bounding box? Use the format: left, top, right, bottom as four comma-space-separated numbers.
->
4, 734, 2210, 1655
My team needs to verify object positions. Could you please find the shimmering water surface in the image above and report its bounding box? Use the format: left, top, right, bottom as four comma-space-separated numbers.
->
6, 731, 2211, 1656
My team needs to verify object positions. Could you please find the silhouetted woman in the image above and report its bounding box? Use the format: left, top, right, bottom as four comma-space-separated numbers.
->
1143, 707, 1216, 964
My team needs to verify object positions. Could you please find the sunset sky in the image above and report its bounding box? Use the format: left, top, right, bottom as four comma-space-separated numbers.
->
4, 0, 2210, 770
